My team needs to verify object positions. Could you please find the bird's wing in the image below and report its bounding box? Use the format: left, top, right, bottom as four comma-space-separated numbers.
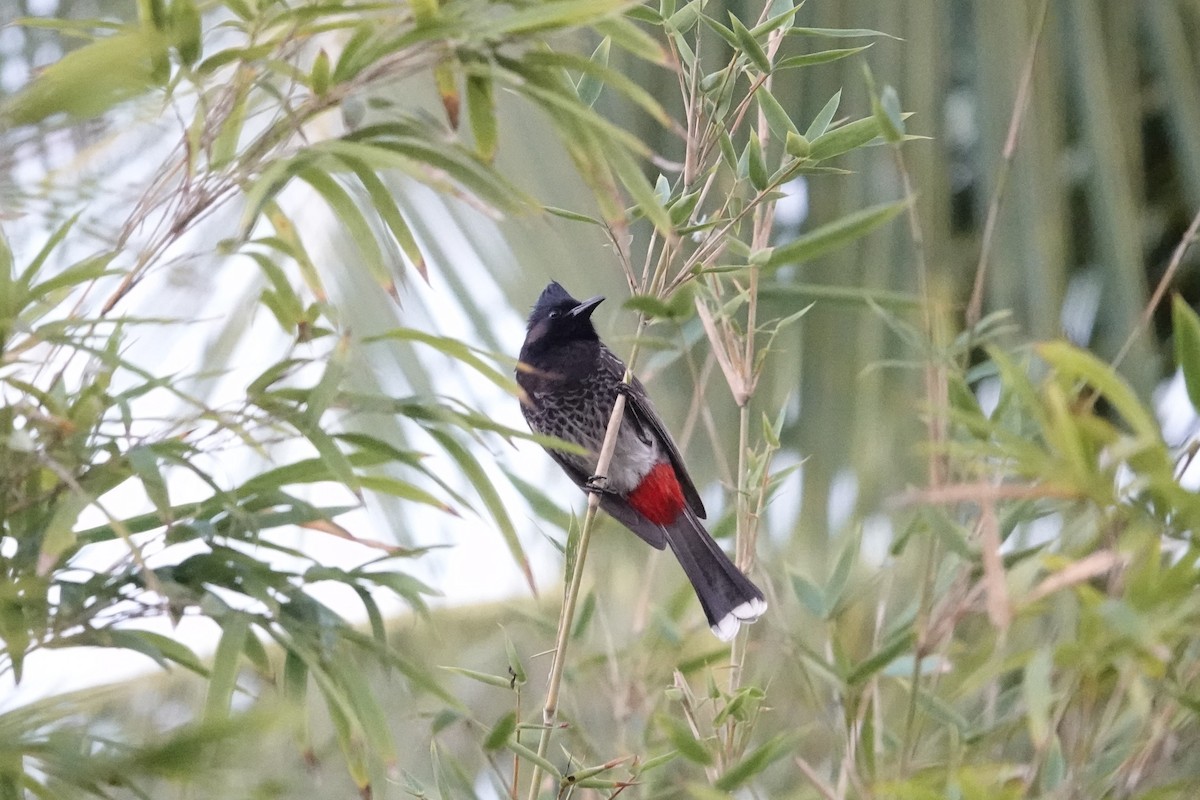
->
599, 348, 708, 519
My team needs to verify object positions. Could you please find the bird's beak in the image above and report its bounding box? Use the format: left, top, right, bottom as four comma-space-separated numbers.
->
568, 295, 604, 318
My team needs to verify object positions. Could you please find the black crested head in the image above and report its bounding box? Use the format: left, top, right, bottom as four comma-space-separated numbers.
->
521, 281, 605, 358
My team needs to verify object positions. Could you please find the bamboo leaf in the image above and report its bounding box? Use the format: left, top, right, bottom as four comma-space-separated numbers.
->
845, 630, 916, 686
577, 37, 610, 107
2, 28, 169, 125
1172, 295, 1200, 411
466, 74, 498, 162
789, 26, 900, 39
808, 114, 884, 161
729, 13, 771, 74
755, 87, 797, 137
204, 613, 251, 721
426, 430, 535, 594
490, 0, 633, 36
714, 732, 798, 791
777, 44, 872, 70
502, 629, 527, 686
440, 666, 514, 689
1036, 341, 1160, 441
747, 130, 768, 191
483, 711, 517, 750
804, 89, 841, 140
765, 199, 909, 269
297, 166, 393, 298
658, 716, 711, 765
336, 158, 427, 284
505, 739, 562, 777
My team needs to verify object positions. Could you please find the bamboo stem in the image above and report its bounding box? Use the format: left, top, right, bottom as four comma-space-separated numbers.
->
524, 321, 647, 800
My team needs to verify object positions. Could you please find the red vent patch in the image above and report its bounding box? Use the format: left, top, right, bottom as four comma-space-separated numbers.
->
627, 462, 686, 526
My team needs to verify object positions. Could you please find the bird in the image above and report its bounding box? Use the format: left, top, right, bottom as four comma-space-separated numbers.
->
516, 281, 766, 640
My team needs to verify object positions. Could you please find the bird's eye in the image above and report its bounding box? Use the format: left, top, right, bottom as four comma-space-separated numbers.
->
548, 310, 561, 320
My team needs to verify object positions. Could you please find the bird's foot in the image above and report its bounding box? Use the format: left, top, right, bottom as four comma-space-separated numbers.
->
584, 474, 614, 495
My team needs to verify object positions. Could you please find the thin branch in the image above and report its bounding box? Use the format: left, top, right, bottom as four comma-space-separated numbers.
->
966, 0, 1052, 328
1111, 205, 1200, 369
525, 319, 648, 800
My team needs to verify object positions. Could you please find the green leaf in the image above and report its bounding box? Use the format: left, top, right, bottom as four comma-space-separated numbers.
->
623, 290, 692, 321
756, 87, 798, 137
747, 130, 768, 191
658, 716, 711, 765
491, 0, 632, 36
878, 85, 905, 139
867, 68, 904, 144
526, 50, 670, 126
336, 158, 427, 283
39, 491, 90, 574
823, 527, 859, 617
577, 37, 610, 107
714, 732, 798, 791
82, 628, 207, 674
171, 0, 202, 65
16, 211, 80, 287
467, 73, 498, 163
777, 44, 872, 70
358, 475, 456, 514
804, 89, 842, 140
367, 327, 514, 392
26, 254, 118, 303
765, 199, 909, 269
128, 446, 171, 522
339, 657, 397, 759
808, 114, 885, 161
606, 141, 673, 235
1036, 341, 1160, 440
749, 0, 799, 38
483, 711, 517, 750
204, 613, 251, 721
0, 226, 15, 326
296, 166, 392, 297
789, 26, 900, 39
544, 206, 604, 226
440, 666, 516, 690
503, 629, 527, 686
1023, 647, 1054, 745
571, 591, 596, 639
845, 630, 916, 686
790, 571, 824, 617
505, 739, 562, 777
311, 49, 331, 95
784, 130, 810, 159
283, 649, 308, 703
426, 430, 535, 595
504, 468, 573, 531
2, 28, 169, 125
1172, 294, 1200, 411
596, 15, 666, 63
698, 15, 739, 50
729, 13, 771, 74
718, 129, 738, 172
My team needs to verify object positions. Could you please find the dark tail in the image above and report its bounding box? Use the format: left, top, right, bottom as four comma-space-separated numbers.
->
664, 509, 767, 640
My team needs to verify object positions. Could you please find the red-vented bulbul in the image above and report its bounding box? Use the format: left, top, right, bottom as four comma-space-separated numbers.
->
516, 281, 766, 640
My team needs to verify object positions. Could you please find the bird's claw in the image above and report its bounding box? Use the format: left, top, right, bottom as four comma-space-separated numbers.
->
584, 475, 613, 495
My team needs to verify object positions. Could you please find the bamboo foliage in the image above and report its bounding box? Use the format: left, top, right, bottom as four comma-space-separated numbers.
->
2, 0, 1200, 798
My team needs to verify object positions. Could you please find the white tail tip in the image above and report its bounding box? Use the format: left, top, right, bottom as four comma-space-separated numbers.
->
710, 597, 768, 641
